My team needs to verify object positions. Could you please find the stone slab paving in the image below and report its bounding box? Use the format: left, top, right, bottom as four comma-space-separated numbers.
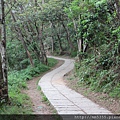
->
38, 56, 112, 116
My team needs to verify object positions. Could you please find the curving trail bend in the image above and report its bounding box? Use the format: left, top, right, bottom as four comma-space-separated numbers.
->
38, 56, 112, 115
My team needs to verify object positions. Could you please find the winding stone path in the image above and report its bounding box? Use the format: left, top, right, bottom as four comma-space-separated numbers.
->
38, 56, 112, 115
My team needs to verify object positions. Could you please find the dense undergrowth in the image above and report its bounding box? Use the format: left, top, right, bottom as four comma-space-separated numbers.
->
75, 44, 120, 98
0, 58, 57, 114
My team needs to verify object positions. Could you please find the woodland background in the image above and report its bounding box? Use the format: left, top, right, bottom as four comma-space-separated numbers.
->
0, 0, 120, 114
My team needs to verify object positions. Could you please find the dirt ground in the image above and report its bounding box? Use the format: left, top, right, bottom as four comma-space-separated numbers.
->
23, 60, 64, 114
63, 70, 120, 114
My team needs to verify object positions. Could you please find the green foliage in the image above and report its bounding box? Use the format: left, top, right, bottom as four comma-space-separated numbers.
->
7, 40, 29, 70
65, 0, 119, 50
42, 95, 48, 102
0, 58, 57, 114
47, 58, 58, 67
22, 64, 49, 79
71, 51, 77, 57
63, 0, 120, 99
0, 93, 32, 114
109, 84, 120, 98
8, 58, 57, 91
37, 86, 41, 91
75, 52, 120, 98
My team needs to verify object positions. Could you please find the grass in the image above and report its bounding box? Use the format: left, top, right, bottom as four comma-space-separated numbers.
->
37, 86, 48, 102
0, 58, 58, 114
37, 85, 57, 114
0, 94, 32, 114
37, 86, 50, 104
42, 94, 48, 102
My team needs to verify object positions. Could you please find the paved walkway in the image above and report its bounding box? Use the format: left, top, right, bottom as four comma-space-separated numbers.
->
38, 56, 112, 115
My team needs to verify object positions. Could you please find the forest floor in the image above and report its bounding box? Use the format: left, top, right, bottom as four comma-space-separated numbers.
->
23, 59, 64, 114
63, 70, 120, 114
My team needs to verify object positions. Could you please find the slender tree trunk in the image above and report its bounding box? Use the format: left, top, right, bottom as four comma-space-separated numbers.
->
50, 23, 54, 53
42, 0, 44, 4
0, 55, 4, 103
33, 0, 47, 64
35, 0, 37, 6
69, 8, 84, 54
51, 37, 54, 53
35, 0, 47, 60
34, 22, 47, 64
0, 41, 4, 103
0, 55, 3, 79
77, 32, 84, 61
61, 21, 74, 52
81, 37, 84, 53
39, 24, 47, 64
51, 21, 63, 54
0, 29, 3, 81
19, 31, 34, 66
0, 0, 9, 103
78, 39, 81, 52
115, 0, 120, 20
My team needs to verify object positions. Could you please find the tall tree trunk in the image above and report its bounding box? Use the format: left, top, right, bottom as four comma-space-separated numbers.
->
35, 0, 37, 6
35, 23, 47, 64
0, 56, 3, 79
34, 22, 47, 64
42, 0, 44, 4
50, 23, 54, 53
51, 37, 54, 53
0, 48, 4, 103
61, 21, 74, 52
0, 0, 9, 103
51, 21, 63, 54
77, 33, 84, 61
69, 8, 83, 54
115, 0, 120, 20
